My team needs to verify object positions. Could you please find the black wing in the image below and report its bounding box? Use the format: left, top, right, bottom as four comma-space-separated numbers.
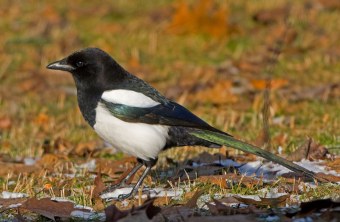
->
100, 99, 232, 136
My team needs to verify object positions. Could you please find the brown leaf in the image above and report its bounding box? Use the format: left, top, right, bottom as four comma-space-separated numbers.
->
0, 198, 27, 209
0, 116, 11, 130
184, 189, 205, 208
159, 206, 194, 221
93, 174, 105, 199
286, 199, 340, 218
314, 173, 340, 182
250, 79, 288, 90
104, 205, 129, 222
168, 0, 230, 37
253, 7, 289, 25
206, 198, 265, 216
36, 153, 68, 170
21, 198, 76, 220
105, 198, 161, 222
234, 194, 289, 207
288, 138, 330, 161
96, 157, 137, 179
72, 141, 98, 157
318, 0, 340, 10
326, 157, 340, 173
193, 80, 238, 104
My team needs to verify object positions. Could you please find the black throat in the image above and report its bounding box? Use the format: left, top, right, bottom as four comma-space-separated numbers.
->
74, 80, 103, 128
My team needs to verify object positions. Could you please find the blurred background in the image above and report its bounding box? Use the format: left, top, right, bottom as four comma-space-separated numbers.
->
0, 0, 339, 161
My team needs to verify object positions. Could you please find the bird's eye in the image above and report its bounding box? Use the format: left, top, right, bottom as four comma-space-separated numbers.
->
76, 61, 84, 68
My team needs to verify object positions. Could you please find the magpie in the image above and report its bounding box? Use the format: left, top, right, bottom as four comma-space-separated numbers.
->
47, 48, 319, 200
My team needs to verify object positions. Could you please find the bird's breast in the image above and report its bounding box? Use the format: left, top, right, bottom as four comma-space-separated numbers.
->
94, 103, 169, 160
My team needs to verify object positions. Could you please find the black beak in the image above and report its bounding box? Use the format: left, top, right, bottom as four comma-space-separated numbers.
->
46, 58, 75, 72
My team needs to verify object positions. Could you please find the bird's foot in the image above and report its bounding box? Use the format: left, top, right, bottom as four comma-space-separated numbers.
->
117, 191, 134, 201
100, 182, 126, 195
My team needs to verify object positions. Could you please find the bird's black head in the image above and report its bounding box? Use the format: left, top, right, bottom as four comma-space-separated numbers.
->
47, 48, 123, 89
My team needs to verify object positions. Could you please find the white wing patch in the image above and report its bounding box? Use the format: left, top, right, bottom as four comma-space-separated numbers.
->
101, 89, 160, 108
94, 102, 169, 160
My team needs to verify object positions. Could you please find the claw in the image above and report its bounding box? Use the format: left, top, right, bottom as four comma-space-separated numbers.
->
117, 192, 133, 201
100, 183, 121, 195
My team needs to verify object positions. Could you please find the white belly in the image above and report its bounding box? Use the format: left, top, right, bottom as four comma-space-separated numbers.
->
94, 104, 169, 160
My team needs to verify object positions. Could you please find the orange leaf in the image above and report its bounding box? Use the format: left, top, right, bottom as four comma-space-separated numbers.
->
250, 79, 288, 90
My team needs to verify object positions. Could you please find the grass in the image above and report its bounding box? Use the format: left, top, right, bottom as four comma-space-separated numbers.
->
0, 0, 339, 216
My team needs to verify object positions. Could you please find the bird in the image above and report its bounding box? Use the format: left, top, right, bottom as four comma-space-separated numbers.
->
47, 48, 319, 200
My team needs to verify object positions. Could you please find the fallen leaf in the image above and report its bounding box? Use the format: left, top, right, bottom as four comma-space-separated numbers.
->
105, 198, 161, 222
286, 199, 340, 218
253, 7, 289, 24
36, 153, 68, 170
0, 198, 27, 209
184, 189, 205, 208
326, 157, 340, 173
0, 116, 11, 130
318, 0, 340, 10
288, 138, 331, 161
207, 198, 261, 216
21, 198, 76, 220
234, 194, 289, 207
250, 79, 288, 90
93, 174, 105, 199
314, 173, 340, 182
96, 157, 137, 179
168, 0, 230, 37
72, 141, 98, 157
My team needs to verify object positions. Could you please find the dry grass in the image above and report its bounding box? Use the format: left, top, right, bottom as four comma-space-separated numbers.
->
0, 0, 339, 215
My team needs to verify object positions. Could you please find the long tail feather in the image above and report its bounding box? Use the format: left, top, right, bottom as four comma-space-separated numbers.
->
190, 130, 327, 182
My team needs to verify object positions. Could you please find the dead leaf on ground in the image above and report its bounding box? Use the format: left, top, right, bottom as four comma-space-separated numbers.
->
20, 198, 86, 221
250, 79, 288, 90
158, 206, 194, 222
42, 137, 73, 155
288, 138, 331, 162
317, 0, 340, 10
92, 173, 106, 211
0, 198, 27, 209
184, 189, 205, 208
104, 198, 161, 222
72, 141, 98, 157
192, 80, 238, 104
93, 174, 105, 199
234, 194, 289, 207
253, 7, 289, 25
286, 199, 340, 218
95, 157, 137, 179
207, 198, 263, 216
314, 172, 340, 182
326, 157, 340, 173
0, 116, 11, 130
36, 153, 68, 170
168, 0, 230, 37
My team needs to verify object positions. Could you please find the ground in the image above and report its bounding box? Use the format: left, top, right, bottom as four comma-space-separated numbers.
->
0, 0, 339, 221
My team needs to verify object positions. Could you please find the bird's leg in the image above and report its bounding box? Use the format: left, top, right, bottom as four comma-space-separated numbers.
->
117, 158, 157, 200
117, 165, 152, 200
102, 162, 143, 194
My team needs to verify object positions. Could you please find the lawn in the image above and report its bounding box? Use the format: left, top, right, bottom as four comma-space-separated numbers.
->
0, 0, 339, 221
